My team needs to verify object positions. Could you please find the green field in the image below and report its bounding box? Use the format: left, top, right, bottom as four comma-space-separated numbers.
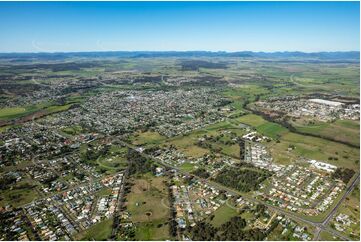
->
79, 143, 128, 174
131, 131, 166, 146
134, 222, 170, 241
293, 119, 360, 147
209, 202, 239, 227
235, 114, 288, 139
0, 107, 26, 119
100, 146, 129, 173
319, 231, 341, 241
45, 104, 73, 113
168, 120, 247, 159
79, 218, 113, 240
179, 162, 196, 172
0, 180, 39, 208
61, 125, 83, 135
0, 105, 41, 120
0, 103, 73, 121
126, 173, 171, 240
170, 135, 210, 158
272, 132, 360, 169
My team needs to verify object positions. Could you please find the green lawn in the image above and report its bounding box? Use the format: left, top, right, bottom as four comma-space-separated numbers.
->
97, 155, 128, 174
134, 222, 170, 240
80, 218, 113, 240
209, 202, 239, 227
179, 162, 196, 172
0, 106, 41, 120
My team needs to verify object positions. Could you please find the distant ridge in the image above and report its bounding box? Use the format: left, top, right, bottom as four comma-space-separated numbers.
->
0, 51, 359, 61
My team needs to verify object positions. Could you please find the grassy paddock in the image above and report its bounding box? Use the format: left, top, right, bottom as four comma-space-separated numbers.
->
131, 131, 166, 146
208, 201, 239, 227
294, 119, 360, 147
126, 173, 171, 240
79, 218, 113, 240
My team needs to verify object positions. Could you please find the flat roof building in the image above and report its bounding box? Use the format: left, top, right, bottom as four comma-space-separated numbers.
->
308, 99, 343, 107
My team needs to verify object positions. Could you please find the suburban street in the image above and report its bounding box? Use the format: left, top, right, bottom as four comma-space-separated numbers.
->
118, 139, 359, 241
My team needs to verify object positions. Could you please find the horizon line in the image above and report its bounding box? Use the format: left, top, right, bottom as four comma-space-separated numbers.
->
0, 50, 360, 54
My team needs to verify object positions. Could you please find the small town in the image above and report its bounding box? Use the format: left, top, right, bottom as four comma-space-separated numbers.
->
0, 2, 360, 240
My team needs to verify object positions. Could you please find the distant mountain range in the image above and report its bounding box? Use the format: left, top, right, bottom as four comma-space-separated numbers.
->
0, 51, 359, 61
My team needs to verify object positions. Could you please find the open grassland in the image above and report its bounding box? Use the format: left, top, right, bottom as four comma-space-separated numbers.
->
233, 114, 268, 127
208, 201, 239, 227
179, 162, 196, 172
0, 179, 39, 208
235, 114, 288, 139
168, 120, 247, 159
134, 222, 170, 241
126, 173, 170, 240
130, 131, 166, 147
170, 135, 210, 158
79, 218, 113, 241
0, 92, 87, 125
222, 85, 269, 112
274, 132, 360, 169
44, 103, 73, 113
61, 125, 83, 135
319, 231, 342, 241
0, 105, 44, 120
0, 102, 74, 124
293, 119, 360, 147
0, 107, 26, 119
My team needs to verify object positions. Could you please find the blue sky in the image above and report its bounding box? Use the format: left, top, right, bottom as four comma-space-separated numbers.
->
0, 1, 359, 52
